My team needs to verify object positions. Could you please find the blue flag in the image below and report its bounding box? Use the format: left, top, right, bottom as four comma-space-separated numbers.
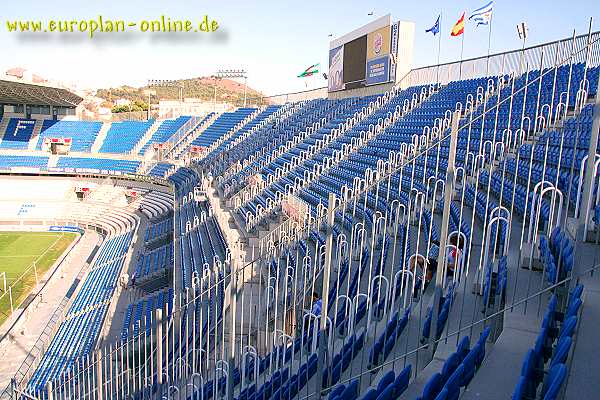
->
426, 15, 440, 35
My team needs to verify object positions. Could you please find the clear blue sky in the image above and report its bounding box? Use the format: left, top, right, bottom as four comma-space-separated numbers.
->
1, 0, 597, 95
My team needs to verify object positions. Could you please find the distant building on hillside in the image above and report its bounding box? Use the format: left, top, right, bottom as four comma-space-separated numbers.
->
158, 98, 231, 119
5, 67, 47, 84
114, 98, 131, 107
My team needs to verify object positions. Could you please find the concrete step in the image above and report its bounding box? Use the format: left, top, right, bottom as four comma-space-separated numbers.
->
27, 119, 44, 150
91, 121, 112, 153
0, 118, 9, 147
48, 154, 59, 168
132, 119, 162, 155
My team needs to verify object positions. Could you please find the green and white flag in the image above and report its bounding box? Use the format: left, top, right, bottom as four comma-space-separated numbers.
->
297, 63, 320, 78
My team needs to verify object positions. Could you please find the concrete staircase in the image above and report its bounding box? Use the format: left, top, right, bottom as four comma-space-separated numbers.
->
48, 154, 59, 168
136, 158, 154, 175
131, 119, 162, 156
91, 122, 112, 153
0, 118, 9, 147
135, 149, 176, 176
165, 113, 221, 160
27, 119, 45, 150
182, 108, 263, 162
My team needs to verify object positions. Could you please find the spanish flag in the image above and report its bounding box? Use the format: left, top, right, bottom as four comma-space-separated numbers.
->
451, 12, 465, 37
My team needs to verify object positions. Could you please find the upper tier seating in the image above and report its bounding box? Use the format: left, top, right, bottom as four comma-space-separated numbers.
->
55, 157, 140, 174
140, 116, 191, 154
190, 108, 257, 148
99, 120, 154, 153
0, 154, 49, 170
213, 105, 281, 154
36, 120, 103, 152
148, 162, 173, 178
0, 118, 36, 149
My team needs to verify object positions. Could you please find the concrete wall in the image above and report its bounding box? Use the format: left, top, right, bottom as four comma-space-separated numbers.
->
327, 82, 394, 100
396, 21, 416, 89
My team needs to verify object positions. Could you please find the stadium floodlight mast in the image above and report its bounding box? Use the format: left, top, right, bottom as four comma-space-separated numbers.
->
211, 74, 221, 112
215, 69, 248, 108
147, 79, 185, 118
517, 22, 529, 74
142, 88, 157, 120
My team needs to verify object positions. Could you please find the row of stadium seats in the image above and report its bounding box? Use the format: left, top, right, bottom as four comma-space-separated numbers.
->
140, 116, 192, 154
538, 227, 575, 286
145, 217, 173, 244
37, 120, 102, 152
0, 118, 36, 150
333, 364, 410, 400
134, 242, 174, 280
414, 328, 490, 400
28, 231, 134, 393
218, 98, 358, 196
174, 181, 229, 288
121, 288, 174, 340
148, 162, 174, 178
0, 115, 210, 155
99, 119, 155, 153
55, 157, 140, 174
512, 284, 583, 399
0, 154, 49, 170
188, 108, 257, 148
212, 105, 282, 155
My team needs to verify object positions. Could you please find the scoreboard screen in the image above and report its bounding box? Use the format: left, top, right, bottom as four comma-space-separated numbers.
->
328, 15, 399, 92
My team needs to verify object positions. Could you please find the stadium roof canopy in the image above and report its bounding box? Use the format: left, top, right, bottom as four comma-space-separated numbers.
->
0, 79, 82, 107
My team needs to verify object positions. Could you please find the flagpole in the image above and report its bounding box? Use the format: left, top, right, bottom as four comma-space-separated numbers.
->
436, 13, 442, 85
459, 29, 465, 80
485, 13, 493, 75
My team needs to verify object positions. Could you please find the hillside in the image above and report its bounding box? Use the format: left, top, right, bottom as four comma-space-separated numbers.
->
95, 77, 264, 106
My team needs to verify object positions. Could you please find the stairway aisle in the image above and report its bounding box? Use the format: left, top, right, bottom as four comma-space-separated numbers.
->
91, 122, 112, 153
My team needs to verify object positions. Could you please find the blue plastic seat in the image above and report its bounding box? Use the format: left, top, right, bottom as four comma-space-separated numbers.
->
549, 336, 572, 368
456, 336, 470, 360
393, 364, 412, 396
340, 379, 359, 400
441, 352, 462, 382
512, 376, 527, 400
444, 364, 464, 400
541, 364, 567, 400
359, 388, 378, 400
420, 372, 443, 400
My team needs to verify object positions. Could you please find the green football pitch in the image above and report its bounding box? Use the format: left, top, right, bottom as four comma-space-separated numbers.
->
0, 231, 77, 326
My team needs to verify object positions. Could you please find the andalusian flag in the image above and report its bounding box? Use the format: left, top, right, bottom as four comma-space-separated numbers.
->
469, 1, 494, 26
297, 64, 320, 78
451, 12, 465, 37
